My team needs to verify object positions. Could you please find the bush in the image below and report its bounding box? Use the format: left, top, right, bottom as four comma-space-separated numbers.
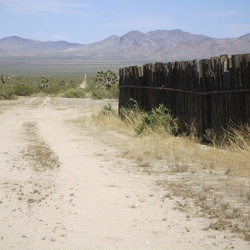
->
106, 84, 119, 99
91, 88, 106, 100
0, 87, 15, 100
120, 100, 178, 135
141, 104, 179, 135
63, 88, 86, 98
90, 85, 119, 100
13, 83, 37, 96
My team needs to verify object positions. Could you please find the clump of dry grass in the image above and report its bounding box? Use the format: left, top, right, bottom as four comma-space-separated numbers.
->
205, 124, 250, 176
91, 103, 135, 136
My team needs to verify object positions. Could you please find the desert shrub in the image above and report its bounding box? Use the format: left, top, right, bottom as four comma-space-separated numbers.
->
91, 86, 119, 100
43, 84, 63, 95
141, 104, 179, 135
63, 88, 86, 98
0, 86, 15, 100
105, 84, 119, 99
13, 83, 37, 96
100, 103, 117, 116
91, 88, 105, 100
4, 87, 15, 99
120, 99, 178, 135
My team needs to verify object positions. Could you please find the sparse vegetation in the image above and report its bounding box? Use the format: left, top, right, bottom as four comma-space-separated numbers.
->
0, 72, 119, 100
94, 101, 249, 175
1, 67, 249, 242
91, 101, 250, 241
86, 71, 119, 99
1, 86, 15, 100
23, 122, 60, 171
91, 88, 106, 100
0, 75, 83, 98
13, 83, 37, 96
205, 124, 250, 176
90, 84, 119, 99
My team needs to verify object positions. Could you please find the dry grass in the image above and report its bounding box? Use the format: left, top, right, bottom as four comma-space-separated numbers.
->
90, 106, 250, 241
20, 122, 60, 206
205, 124, 250, 176
92, 106, 250, 177
23, 122, 60, 171
91, 106, 135, 136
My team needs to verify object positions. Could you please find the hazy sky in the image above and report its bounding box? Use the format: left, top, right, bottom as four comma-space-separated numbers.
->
0, 0, 250, 44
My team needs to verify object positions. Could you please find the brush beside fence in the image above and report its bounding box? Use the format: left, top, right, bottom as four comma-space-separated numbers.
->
119, 53, 250, 137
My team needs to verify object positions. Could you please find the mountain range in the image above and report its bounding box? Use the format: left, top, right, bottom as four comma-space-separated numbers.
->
0, 29, 250, 62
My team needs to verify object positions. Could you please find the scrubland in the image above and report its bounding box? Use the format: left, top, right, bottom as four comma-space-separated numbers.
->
0, 73, 249, 245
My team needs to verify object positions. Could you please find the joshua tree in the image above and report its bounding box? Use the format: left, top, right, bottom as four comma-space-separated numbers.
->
39, 76, 50, 90
96, 70, 118, 89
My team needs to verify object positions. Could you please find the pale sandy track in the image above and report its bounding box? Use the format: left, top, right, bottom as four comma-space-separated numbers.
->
0, 97, 249, 249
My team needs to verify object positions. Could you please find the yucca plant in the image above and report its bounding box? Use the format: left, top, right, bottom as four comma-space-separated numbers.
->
95, 70, 118, 89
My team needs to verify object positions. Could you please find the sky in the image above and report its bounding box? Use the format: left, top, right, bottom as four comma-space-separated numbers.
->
0, 0, 250, 44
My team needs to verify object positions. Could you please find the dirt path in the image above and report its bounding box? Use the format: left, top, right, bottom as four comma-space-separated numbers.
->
0, 97, 249, 250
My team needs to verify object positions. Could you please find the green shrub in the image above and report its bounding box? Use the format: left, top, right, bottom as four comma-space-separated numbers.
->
91, 88, 105, 100
105, 84, 119, 99
44, 85, 63, 95
13, 83, 37, 96
63, 88, 86, 98
90, 85, 119, 100
141, 104, 179, 135
120, 100, 178, 135
0, 87, 15, 100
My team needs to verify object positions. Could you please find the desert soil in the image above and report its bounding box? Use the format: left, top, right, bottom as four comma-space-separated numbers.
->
0, 96, 249, 250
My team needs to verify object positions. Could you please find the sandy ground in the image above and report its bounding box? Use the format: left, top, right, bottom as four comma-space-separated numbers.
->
0, 96, 249, 250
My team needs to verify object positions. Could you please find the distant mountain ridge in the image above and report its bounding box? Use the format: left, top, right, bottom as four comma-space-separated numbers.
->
0, 30, 249, 61
0, 35, 81, 56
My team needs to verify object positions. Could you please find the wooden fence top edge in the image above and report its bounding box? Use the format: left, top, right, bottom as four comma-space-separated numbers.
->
119, 52, 250, 70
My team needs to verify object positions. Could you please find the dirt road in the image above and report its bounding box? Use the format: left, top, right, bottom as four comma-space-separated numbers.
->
0, 97, 249, 249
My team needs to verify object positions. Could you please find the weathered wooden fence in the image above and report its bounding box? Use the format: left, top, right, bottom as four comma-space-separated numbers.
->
119, 53, 250, 137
